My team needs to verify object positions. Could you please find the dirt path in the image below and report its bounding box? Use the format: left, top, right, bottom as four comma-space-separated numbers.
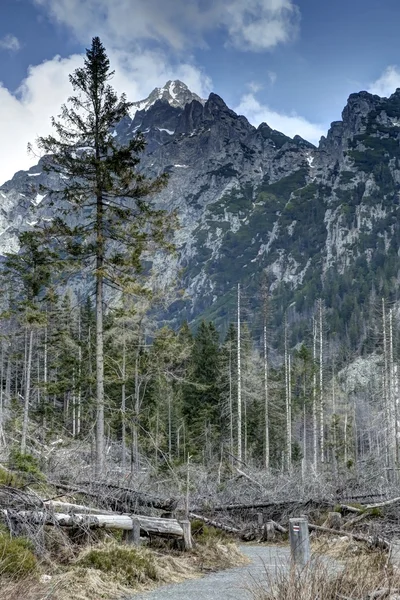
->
130, 545, 290, 600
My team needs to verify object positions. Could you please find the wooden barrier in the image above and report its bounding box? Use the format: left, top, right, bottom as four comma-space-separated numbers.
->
4, 509, 192, 549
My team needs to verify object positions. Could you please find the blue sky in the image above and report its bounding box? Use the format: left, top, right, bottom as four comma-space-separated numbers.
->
1, 0, 400, 184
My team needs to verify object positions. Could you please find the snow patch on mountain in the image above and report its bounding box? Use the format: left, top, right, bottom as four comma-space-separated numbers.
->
131, 80, 205, 114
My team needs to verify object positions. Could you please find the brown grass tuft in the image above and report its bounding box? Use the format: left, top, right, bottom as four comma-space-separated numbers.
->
251, 545, 397, 600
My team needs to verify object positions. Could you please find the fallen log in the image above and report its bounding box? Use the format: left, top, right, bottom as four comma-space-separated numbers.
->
79, 481, 179, 512
342, 512, 369, 530
49, 481, 177, 513
4, 510, 184, 538
188, 512, 240, 534
270, 520, 287, 533
235, 469, 267, 493
211, 499, 330, 512
308, 523, 390, 551
364, 496, 400, 510
43, 500, 115, 515
339, 504, 363, 514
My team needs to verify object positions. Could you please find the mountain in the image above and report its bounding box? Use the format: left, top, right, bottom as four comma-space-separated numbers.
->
2, 81, 400, 350
131, 80, 205, 112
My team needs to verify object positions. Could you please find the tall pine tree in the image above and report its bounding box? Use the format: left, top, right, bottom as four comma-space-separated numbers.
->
30, 37, 176, 474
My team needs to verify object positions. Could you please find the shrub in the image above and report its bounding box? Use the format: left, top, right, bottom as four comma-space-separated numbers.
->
78, 545, 158, 586
8, 451, 44, 481
191, 519, 230, 543
0, 466, 24, 488
0, 532, 37, 577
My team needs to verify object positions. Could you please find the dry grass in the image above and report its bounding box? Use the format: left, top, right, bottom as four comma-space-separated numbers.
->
0, 578, 47, 600
193, 539, 248, 571
251, 538, 398, 600
9, 536, 246, 600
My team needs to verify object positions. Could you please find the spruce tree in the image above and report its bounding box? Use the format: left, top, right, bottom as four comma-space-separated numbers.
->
30, 37, 175, 475
183, 321, 220, 458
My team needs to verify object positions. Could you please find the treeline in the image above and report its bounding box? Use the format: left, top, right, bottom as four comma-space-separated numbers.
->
0, 37, 397, 481
0, 287, 385, 475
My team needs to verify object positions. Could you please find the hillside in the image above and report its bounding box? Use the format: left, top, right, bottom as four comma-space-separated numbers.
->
2, 82, 400, 352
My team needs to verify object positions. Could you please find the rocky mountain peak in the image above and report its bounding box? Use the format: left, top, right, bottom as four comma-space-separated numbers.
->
132, 80, 205, 113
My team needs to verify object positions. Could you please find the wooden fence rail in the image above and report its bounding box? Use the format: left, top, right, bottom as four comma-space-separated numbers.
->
3, 510, 192, 549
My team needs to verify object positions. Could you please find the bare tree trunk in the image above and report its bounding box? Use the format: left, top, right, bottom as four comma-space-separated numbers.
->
0, 342, 5, 447
229, 343, 234, 462
155, 409, 159, 469
319, 299, 324, 464
312, 316, 318, 471
5, 350, 11, 411
132, 345, 140, 471
332, 361, 337, 473
287, 353, 292, 471
95, 265, 105, 476
42, 324, 48, 439
95, 186, 105, 476
168, 394, 172, 462
264, 322, 269, 470
383, 298, 390, 473
237, 283, 242, 462
72, 369, 76, 437
395, 363, 399, 475
121, 329, 127, 471
389, 308, 397, 480
77, 309, 82, 436
284, 318, 292, 471
21, 328, 33, 454
36, 342, 40, 409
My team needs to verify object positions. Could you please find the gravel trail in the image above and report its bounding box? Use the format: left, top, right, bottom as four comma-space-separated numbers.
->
130, 545, 290, 600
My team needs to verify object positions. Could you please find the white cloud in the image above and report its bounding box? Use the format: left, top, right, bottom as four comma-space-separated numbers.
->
368, 66, 400, 97
222, 0, 299, 51
34, 0, 300, 52
0, 0, 300, 184
234, 93, 327, 145
0, 34, 21, 52
247, 81, 263, 93
0, 49, 212, 186
267, 70, 277, 85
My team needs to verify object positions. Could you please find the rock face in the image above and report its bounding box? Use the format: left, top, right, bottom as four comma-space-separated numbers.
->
131, 80, 205, 112
2, 81, 400, 344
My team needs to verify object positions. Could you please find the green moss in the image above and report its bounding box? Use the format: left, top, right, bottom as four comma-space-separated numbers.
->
78, 545, 158, 586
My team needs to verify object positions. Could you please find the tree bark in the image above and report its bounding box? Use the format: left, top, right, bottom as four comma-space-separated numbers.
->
21, 328, 33, 455
312, 316, 318, 471
237, 283, 242, 462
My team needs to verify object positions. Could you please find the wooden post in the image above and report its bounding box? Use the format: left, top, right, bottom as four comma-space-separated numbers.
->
390, 541, 400, 570
289, 517, 310, 568
179, 520, 192, 550
123, 518, 141, 545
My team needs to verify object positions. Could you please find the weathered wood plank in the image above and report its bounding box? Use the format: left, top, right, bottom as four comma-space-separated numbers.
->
4, 510, 184, 538
44, 501, 115, 515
